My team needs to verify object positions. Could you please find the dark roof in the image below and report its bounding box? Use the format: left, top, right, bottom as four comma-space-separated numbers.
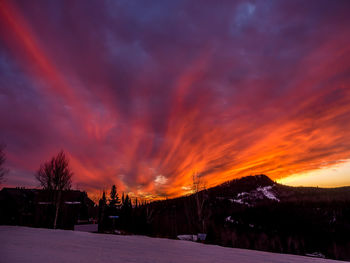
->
0, 188, 37, 203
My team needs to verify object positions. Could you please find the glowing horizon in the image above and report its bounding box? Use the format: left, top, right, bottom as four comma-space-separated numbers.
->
0, 1, 350, 201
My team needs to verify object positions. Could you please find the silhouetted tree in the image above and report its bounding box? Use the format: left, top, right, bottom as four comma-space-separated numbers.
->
35, 150, 73, 229
192, 172, 207, 233
0, 144, 9, 185
109, 185, 121, 207
98, 191, 107, 232
124, 194, 132, 209
102, 191, 107, 203
35, 150, 73, 191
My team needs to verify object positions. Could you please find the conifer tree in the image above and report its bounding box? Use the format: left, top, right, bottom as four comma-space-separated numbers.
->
109, 185, 121, 207
98, 190, 107, 232
102, 191, 106, 203
125, 194, 131, 209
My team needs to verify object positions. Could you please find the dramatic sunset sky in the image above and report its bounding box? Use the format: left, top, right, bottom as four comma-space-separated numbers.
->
0, 0, 350, 201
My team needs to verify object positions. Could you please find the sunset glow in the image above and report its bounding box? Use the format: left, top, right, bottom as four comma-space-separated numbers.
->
1, 1, 350, 201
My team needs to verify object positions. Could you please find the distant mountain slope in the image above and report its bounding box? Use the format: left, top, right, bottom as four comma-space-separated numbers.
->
206, 174, 350, 205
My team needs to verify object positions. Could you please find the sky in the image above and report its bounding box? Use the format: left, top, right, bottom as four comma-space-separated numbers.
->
0, 0, 350, 201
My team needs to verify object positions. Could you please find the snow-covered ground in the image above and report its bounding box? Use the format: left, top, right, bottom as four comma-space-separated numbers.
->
0, 226, 343, 263
73, 224, 98, 232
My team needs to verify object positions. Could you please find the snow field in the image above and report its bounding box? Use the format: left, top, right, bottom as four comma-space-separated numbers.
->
0, 226, 343, 263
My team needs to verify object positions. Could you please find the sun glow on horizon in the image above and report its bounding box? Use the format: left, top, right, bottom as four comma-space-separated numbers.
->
277, 159, 350, 188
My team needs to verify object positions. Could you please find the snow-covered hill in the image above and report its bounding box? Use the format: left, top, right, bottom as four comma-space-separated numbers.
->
0, 226, 343, 263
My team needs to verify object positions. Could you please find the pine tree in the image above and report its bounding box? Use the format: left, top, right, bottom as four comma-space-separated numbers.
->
109, 185, 121, 207
125, 194, 130, 209
102, 191, 106, 203
98, 190, 107, 232
110, 185, 116, 201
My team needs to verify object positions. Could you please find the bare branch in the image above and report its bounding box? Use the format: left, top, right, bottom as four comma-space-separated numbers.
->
35, 150, 73, 191
0, 144, 9, 185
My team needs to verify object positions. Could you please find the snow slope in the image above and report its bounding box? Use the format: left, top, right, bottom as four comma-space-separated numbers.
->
230, 185, 280, 206
0, 226, 343, 263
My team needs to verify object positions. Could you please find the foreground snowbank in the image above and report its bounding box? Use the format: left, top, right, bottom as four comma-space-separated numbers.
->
0, 226, 342, 263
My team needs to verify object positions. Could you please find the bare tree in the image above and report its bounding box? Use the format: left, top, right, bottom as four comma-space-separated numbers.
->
35, 150, 73, 229
192, 172, 207, 234
36, 150, 73, 191
0, 144, 9, 185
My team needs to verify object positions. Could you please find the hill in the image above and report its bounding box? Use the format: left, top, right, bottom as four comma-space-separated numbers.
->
106, 175, 350, 261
